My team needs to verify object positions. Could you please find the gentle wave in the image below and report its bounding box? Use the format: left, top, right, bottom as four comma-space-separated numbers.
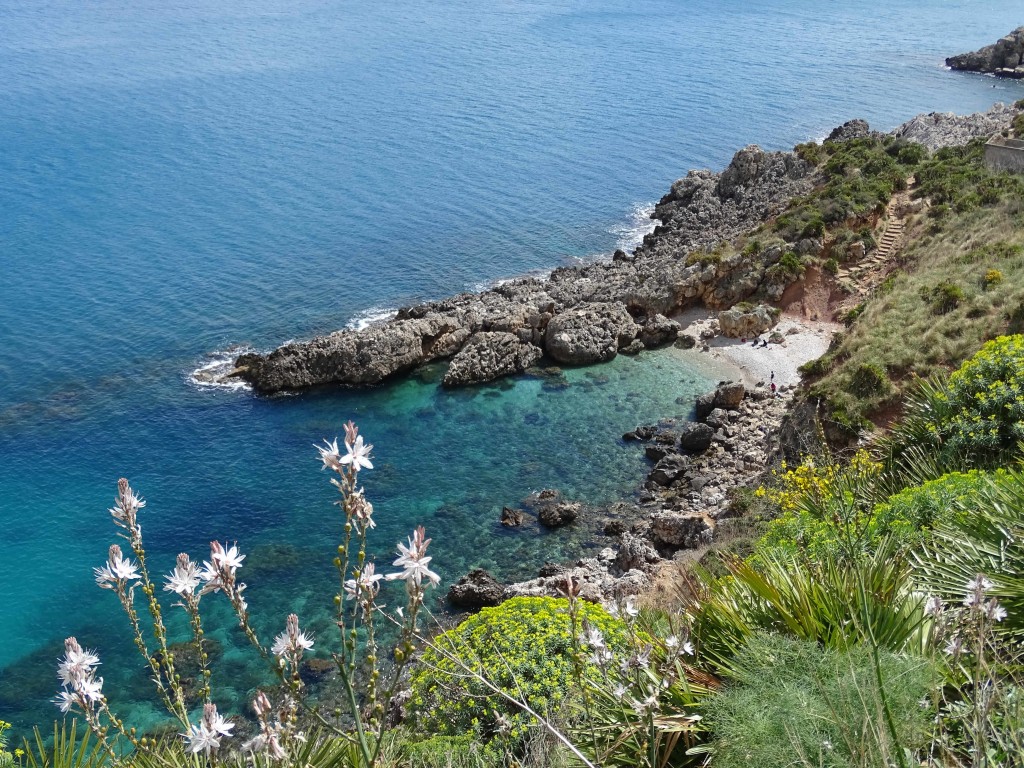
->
346, 307, 398, 331
610, 202, 658, 252
187, 345, 254, 392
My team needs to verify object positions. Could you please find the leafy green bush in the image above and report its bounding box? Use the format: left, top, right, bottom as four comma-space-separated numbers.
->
847, 361, 889, 397
701, 634, 938, 768
923, 280, 966, 314
409, 597, 631, 741
882, 336, 1024, 475
916, 468, 1024, 640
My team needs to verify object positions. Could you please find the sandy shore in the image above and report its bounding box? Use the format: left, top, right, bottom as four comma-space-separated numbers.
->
668, 307, 841, 391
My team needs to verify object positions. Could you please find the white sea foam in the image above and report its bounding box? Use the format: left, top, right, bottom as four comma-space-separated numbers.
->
188, 345, 254, 392
346, 307, 398, 331
609, 201, 658, 252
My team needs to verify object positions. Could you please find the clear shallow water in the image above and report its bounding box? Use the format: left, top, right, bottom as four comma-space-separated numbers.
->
2, 0, 1024, 734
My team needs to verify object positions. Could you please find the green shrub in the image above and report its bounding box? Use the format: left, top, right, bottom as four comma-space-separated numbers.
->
916, 468, 1024, 640
409, 597, 631, 741
923, 280, 965, 314
847, 361, 889, 397
1014, 112, 1024, 139
882, 336, 1024, 473
701, 634, 939, 768
943, 335, 1024, 462
823, 257, 839, 275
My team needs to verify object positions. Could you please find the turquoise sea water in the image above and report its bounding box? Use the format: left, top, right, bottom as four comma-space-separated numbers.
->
2, 0, 1024, 733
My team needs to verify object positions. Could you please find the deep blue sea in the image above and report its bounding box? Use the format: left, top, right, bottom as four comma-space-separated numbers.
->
2, 0, 1023, 734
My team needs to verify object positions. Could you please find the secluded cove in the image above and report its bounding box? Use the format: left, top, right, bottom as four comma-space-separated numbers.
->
0, 346, 718, 732
2, 0, 1024, 740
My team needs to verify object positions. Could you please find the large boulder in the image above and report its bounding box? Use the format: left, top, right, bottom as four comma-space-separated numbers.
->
718, 304, 777, 339
544, 302, 640, 365
648, 453, 690, 487
448, 569, 506, 609
695, 382, 746, 420
650, 511, 715, 549
441, 332, 542, 387
639, 314, 681, 348
537, 501, 582, 528
677, 421, 714, 454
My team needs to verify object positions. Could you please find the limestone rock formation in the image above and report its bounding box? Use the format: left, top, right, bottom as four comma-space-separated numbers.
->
441, 332, 542, 387
891, 103, 1019, 151
544, 302, 639, 365
717, 304, 778, 339
947, 27, 1024, 78
448, 569, 507, 608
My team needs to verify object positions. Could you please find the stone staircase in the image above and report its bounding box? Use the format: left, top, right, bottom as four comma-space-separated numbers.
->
835, 177, 916, 292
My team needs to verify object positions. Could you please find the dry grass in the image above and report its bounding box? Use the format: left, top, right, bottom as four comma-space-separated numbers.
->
809, 197, 1024, 429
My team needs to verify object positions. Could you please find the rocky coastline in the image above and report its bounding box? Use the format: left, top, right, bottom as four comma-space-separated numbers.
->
947, 26, 1024, 79
229, 104, 1018, 397
228, 103, 1018, 608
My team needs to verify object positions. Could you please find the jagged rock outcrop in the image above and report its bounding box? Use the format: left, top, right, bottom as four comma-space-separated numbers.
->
231, 143, 815, 393
448, 569, 506, 608
544, 302, 639, 365
234, 314, 470, 393
717, 304, 778, 339
650, 511, 715, 549
639, 314, 681, 348
442, 332, 542, 387
947, 27, 1024, 78
537, 501, 582, 528
891, 103, 1019, 151
827, 119, 873, 142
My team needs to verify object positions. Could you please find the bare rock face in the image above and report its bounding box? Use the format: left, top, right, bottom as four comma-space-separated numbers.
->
441, 332, 542, 387
448, 569, 507, 609
615, 532, 660, 572
718, 304, 777, 339
891, 103, 1019, 151
544, 302, 639, 365
650, 511, 715, 549
946, 27, 1024, 78
827, 119, 872, 142
235, 314, 469, 394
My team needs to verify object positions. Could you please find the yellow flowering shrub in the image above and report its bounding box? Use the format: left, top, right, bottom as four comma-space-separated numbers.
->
408, 597, 631, 742
755, 450, 884, 560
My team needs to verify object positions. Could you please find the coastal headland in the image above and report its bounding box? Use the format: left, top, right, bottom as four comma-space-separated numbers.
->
223, 101, 1022, 606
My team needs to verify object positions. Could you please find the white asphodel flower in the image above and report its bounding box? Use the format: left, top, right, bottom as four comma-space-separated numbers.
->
164, 553, 201, 596
57, 638, 100, 687
94, 544, 141, 589
344, 562, 383, 602
272, 613, 314, 659
316, 438, 345, 473
184, 702, 234, 755
341, 434, 374, 471
211, 541, 245, 572
386, 526, 440, 588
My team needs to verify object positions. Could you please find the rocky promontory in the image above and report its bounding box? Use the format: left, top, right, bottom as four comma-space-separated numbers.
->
947, 27, 1024, 78
232, 145, 814, 393
229, 103, 1018, 395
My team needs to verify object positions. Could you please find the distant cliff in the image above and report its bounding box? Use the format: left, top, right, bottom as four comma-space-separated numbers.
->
947, 27, 1024, 78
